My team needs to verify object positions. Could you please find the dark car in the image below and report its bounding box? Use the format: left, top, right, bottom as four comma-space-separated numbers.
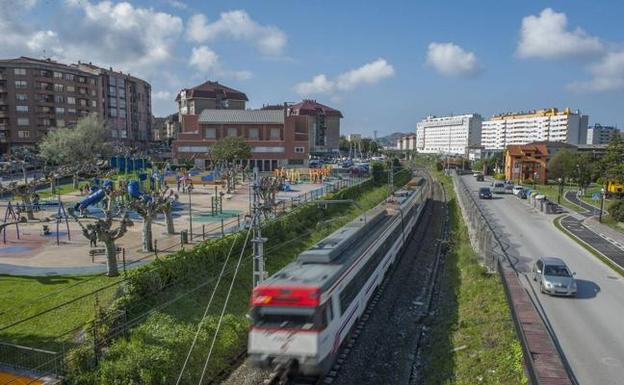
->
479, 187, 492, 199
476, 174, 485, 182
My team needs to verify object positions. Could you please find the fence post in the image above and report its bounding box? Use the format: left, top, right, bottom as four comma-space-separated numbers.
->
237, 214, 241, 229
202, 224, 205, 240
122, 248, 126, 275
154, 239, 158, 258
221, 218, 225, 236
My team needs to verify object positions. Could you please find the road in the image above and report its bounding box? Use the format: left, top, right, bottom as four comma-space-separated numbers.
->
462, 175, 624, 385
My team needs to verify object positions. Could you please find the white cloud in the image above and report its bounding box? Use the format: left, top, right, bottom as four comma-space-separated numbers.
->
294, 59, 395, 97
189, 46, 220, 73
153, 90, 173, 100
517, 8, 604, 59
568, 50, 624, 92
164, 0, 187, 10
187, 10, 287, 56
426, 42, 481, 78
188, 45, 253, 81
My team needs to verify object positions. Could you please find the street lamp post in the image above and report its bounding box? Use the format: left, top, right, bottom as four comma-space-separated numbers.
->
599, 187, 605, 223
558, 177, 563, 204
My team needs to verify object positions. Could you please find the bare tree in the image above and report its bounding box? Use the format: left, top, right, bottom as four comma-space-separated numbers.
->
258, 176, 283, 219
69, 191, 132, 277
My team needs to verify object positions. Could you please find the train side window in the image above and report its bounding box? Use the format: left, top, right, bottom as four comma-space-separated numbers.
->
328, 298, 334, 321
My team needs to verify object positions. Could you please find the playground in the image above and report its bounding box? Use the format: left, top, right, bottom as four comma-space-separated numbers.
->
0, 164, 356, 275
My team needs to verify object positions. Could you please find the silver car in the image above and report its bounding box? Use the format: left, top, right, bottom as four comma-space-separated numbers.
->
533, 257, 577, 297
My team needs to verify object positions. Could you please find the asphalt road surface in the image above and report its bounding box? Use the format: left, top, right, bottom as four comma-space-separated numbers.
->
462, 175, 624, 385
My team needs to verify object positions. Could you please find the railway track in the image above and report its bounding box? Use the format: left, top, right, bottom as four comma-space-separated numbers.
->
222, 171, 446, 385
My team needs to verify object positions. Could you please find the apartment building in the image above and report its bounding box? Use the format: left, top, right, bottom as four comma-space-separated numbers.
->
415, 113, 482, 155
481, 108, 588, 150
396, 133, 416, 151
172, 84, 342, 170
0, 57, 153, 155
75, 62, 152, 144
587, 124, 620, 145
0, 57, 100, 154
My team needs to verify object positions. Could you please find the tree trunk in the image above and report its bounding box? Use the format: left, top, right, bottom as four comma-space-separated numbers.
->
165, 209, 175, 235
50, 179, 56, 195
143, 217, 153, 252
103, 239, 119, 277
73, 174, 79, 189
23, 196, 35, 220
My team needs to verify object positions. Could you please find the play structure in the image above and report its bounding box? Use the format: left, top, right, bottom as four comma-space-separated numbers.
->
1, 202, 21, 244
273, 166, 332, 184
110, 157, 151, 173
74, 179, 113, 213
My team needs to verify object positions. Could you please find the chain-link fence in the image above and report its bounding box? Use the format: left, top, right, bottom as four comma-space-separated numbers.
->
452, 172, 499, 273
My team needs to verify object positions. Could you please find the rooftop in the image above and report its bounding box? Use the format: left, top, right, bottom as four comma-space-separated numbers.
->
289, 99, 343, 118
198, 109, 284, 124
177, 80, 248, 101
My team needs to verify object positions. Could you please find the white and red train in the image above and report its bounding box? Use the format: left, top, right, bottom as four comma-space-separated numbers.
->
248, 177, 427, 376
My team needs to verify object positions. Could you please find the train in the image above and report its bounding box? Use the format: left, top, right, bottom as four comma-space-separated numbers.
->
248, 176, 428, 376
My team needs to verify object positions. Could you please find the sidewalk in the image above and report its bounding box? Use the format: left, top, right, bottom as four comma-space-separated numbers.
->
583, 216, 624, 250
559, 216, 624, 271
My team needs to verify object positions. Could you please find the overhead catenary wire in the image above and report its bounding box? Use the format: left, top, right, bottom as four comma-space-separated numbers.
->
174, 226, 244, 385
197, 219, 254, 385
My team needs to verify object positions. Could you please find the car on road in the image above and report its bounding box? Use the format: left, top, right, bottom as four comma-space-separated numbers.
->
533, 257, 577, 297
492, 182, 505, 194
504, 183, 514, 194
476, 174, 485, 182
512, 185, 524, 196
479, 187, 493, 199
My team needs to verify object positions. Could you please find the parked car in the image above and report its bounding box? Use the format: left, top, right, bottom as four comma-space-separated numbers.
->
533, 257, 577, 297
473, 172, 481, 177
476, 174, 485, 182
519, 189, 528, 199
492, 182, 505, 194
479, 187, 493, 199
512, 186, 524, 196
504, 183, 514, 194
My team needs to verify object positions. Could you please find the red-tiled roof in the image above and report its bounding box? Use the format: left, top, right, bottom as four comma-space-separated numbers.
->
289, 99, 343, 118
177, 81, 248, 101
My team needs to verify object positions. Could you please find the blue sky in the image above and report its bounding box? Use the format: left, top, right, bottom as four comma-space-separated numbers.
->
2, 0, 624, 136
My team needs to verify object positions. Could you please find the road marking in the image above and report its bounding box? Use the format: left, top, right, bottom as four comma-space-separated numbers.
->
601, 357, 621, 367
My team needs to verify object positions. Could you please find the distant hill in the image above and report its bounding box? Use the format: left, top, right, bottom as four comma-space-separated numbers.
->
376, 132, 411, 147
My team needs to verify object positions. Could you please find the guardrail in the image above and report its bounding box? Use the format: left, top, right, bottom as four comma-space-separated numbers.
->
452, 172, 575, 385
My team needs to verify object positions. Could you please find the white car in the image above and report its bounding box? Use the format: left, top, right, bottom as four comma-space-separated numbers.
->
512, 186, 524, 196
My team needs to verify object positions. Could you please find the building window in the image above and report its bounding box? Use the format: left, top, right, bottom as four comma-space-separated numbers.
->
17, 118, 29, 126
288, 159, 304, 165
54, 95, 64, 103
109, 77, 116, 86
67, 97, 75, 105
16, 94, 27, 101
14, 68, 26, 76
40, 118, 50, 127
295, 146, 305, 153
56, 119, 65, 127
17, 130, 30, 138
53, 72, 63, 79
54, 84, 64, 92
78, 76, 86, 83
248, 127, 259, 140
90, 100, 96, 107
205, 128, 216, 139
16, 105, 28, 113
109, 108, 117, 117
118, 78, 125, 87
64, 73, 74, 81
66, 85, 75, 93
90, 89, 96, 96
67, 108, 76, 114
79, 99, 87, 107
270, 128, 281, 140
79, 87, 87, 95
89, 78, 95, 85
55, 107, 64, 114
118, 88, 125, 98
109, 97, 117, 107
109, 86, 116, 96
15, 80, 27, 89
227, 127, 237, 137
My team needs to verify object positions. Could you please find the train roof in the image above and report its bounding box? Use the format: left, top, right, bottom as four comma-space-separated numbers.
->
262, 179, 423, 292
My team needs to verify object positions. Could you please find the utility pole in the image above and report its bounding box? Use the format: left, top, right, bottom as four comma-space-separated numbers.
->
251, 167, 267, 287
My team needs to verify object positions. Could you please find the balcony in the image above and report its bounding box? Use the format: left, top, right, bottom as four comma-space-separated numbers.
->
0, 124, 8, 131
0, 111, 8, 118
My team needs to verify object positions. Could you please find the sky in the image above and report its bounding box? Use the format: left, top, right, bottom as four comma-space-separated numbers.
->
2, 0, 624, 136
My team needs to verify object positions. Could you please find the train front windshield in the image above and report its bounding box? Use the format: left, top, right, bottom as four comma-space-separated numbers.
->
251, 306, 327, 330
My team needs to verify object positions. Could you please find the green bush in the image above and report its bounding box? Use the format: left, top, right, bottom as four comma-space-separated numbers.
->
494, 173, 505, 180
609, 200, 624, 222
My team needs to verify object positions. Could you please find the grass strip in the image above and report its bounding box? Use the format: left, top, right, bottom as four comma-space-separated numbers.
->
421, 171, 527, 385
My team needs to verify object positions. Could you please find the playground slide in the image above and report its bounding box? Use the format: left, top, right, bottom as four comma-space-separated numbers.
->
127, 180, 152, 202
74, 189, 105, 211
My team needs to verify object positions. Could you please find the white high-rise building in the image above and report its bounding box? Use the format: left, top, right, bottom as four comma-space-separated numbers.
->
481, 107, 588, 150
415, 114, 482, 155
587, 124, 620, 144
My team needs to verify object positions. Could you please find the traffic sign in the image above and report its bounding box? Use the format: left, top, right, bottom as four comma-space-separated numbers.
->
592, 192, 601, 201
